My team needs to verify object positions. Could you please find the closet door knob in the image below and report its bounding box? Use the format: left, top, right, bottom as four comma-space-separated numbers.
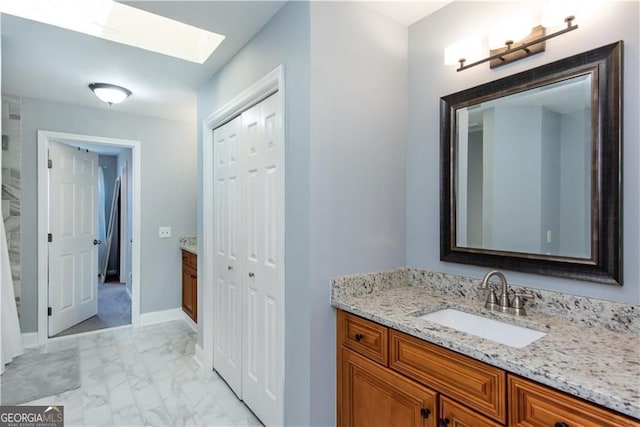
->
248, 272, 255, 278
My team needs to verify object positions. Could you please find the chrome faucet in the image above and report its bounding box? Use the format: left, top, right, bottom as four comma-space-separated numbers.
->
479, 270, 534, 315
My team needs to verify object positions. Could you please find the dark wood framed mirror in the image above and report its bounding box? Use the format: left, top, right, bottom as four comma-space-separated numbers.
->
440, 41, 622, 285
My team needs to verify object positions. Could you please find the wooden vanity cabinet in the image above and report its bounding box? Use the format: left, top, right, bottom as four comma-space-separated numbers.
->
181, 249, 197, 322
337, 310, 499, 427
336, 309, 639, 427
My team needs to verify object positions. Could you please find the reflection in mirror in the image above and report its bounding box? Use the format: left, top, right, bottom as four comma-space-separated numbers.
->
440, 41, 622, 285
455, 74, 592, 258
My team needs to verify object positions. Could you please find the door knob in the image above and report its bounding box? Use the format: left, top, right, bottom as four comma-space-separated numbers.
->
227, 265, 233, 271
93, 239, 102, 245
248, 272, 255, 278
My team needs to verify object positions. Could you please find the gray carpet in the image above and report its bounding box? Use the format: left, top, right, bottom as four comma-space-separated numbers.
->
54, 281, 131, 337
0, 348, 80, 404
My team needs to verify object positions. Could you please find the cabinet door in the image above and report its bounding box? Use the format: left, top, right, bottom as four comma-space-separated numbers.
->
340, 347, 437, 427
438, 396, 503, 427
182, 265, 196, 321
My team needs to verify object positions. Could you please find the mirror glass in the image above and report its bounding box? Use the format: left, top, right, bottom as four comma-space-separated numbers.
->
440, 41, 622, 285
455, 74, 592, 258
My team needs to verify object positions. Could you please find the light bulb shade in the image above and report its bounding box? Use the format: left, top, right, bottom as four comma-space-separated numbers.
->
488, 15, 535, 49
89, 83, 132, 105
444, 36, 483, 66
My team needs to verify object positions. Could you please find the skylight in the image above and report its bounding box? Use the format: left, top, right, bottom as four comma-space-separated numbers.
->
0, 0, 225, 64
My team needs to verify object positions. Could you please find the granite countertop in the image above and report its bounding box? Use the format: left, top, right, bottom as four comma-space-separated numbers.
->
179, 236, 197, 255
331, 268, 640, 419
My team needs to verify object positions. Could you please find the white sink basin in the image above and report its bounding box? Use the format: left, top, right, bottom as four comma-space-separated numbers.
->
419, 309, 546, 348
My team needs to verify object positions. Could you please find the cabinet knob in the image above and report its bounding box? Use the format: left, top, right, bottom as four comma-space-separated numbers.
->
354, 333, 364, 342
93, 239, 102, 245
420, 408, 431, 419
554, 423, 569, 427
227, 265, 233, 271
248, 272, 255, 278
438, 418, 449, 427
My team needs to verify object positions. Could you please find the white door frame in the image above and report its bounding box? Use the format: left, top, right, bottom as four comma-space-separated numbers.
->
202, 65, 285, 374
37, 130, 142, 344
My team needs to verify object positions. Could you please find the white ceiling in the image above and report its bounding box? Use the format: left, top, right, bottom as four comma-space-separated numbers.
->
361, 1, 452, 26
1, 1, 286, 122
1, 1, 450, 122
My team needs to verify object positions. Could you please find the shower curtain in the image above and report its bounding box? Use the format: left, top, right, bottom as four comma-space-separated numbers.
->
1, 217, 22, 372
98, 167, 106, 275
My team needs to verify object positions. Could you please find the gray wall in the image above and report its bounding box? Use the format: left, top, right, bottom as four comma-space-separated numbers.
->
20, 97, 197, 332
309, 2, 407, 425
559, 109, 591, 257
197, 2, 407, 425
490, 106, 543, 254
196, 2, 311, 425
407, 1, 640, 304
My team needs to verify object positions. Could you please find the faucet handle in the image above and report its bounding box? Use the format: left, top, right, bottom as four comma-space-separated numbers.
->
484, 287, 500, 311
512, 290, 535, 316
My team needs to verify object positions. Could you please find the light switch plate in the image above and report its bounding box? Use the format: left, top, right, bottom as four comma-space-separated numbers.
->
159, 226, 171, 239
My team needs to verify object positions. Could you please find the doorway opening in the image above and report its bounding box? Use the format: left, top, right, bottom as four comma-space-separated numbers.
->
52, 151, 131, 337
37, 131, 141, 344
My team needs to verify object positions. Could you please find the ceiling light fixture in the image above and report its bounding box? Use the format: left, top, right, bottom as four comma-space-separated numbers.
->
89, 83, 132, 105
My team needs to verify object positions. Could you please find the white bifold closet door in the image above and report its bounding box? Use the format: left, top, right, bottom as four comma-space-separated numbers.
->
213, 115, 243, 396
213, 91, 283, 427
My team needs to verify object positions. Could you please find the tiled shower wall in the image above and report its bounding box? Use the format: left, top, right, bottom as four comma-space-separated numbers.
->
2, 95, 21, 313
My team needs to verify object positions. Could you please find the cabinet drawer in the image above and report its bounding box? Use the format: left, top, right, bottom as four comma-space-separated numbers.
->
439, 396, 503, 427
182, 250, 197, 269
509, 375, 640, 427
389, 330, 506, 424
338, 310, 388, 365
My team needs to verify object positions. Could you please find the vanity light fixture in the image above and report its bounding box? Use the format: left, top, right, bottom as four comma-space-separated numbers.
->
89, 83, 132, 105
451, 16, 579, 72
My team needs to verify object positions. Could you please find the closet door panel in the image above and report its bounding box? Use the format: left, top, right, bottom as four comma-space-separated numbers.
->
213, 116, 243, 396
242, 91, 283, 426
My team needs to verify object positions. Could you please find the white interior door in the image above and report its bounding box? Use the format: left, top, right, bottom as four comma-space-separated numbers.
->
213, 116, 243, 396
241, 92, 283, 426
48, 141, 99, 336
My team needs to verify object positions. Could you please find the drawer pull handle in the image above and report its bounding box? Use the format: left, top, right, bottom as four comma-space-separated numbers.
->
554, 423, 569, 427
354, 333, 364, 342
438, 418, 449, 427
420, 408, 430, 419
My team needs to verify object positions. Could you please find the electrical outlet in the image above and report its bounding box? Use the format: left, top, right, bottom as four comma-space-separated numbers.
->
159, 226, 171, 239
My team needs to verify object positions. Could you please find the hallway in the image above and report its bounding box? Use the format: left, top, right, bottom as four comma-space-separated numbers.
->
54, 281, 132, 337
20, 321, 261, 426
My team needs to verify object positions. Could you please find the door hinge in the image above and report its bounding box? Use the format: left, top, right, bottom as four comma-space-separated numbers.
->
48, 233, 53, 242
48, 307, 52, 316
47, 159, 52, 169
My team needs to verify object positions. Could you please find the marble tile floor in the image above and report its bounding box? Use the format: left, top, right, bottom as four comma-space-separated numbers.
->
20, 321, 262, 427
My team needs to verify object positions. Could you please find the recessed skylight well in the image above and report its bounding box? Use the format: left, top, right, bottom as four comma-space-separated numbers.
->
0, 0, 225, 64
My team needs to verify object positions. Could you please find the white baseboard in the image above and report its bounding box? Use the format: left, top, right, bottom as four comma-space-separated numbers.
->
140, 308, 183, 326
182, 311, 197, 332
194, 343, 205, 369
21, 332, 39, 349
